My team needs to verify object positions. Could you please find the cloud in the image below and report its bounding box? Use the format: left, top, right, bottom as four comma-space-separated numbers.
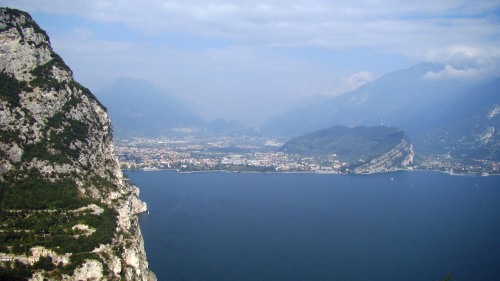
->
318, 71, 377, 97
48, 26, 339, 124
342, 71, 377, 91
423, 65, 480, 80
7, 0, 500, 51
422, 46, 500, 80
6, 1, 500, 68
3, 0, 500, 123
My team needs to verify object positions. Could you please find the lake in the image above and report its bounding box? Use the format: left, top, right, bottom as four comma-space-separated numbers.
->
127, 170, 500, 281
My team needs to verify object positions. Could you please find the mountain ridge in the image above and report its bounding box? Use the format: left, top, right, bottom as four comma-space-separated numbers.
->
414, 77, 500, 159
97, 77, 251, 137
280, 125, 414, 173
0, 7, 155, 280
261, 63, 483, 137
262, 63, 499, 162
97, 77, 206, 137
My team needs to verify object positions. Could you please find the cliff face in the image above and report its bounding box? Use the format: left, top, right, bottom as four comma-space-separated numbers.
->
353, 138, 414, 174
281, 125, 414, 172
0, 8, 155, 280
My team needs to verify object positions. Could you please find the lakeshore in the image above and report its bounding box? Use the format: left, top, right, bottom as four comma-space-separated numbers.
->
115, 136, 499, 176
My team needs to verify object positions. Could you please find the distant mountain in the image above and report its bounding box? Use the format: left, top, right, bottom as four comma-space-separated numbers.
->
262, 63, 499, 161
280, 125, 414, 173
96, 77, 207, 137
261, 63, 478, 137
413, 77, 500, 160
207, 118, 251, 135
97, 78, 250, 137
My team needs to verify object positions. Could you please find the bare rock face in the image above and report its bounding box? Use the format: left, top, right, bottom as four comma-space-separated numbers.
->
354, 138, 414, 174
0, 11, 52, 82
0, 8, 155, 280
281, 125, 414, 173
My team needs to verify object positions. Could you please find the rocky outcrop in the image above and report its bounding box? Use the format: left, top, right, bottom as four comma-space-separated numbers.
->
0, 8, 155, 280
281, 125, 415, 173
354, 138, 414, 174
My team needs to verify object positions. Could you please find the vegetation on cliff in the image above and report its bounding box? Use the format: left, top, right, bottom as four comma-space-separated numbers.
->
281, 126, 407, 160
0, 7, 154, 280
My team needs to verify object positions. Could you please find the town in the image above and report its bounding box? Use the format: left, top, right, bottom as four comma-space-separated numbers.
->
115, 136, 348, 173
114, 136, 499, 175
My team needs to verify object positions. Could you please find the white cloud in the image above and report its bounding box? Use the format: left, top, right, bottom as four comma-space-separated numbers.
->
6, 0, 500, 50
3, 0, 500, 123
342, 71, 376, 91
421, 46, 500, 80
6, 1, 500, 68
319, 71, 377, 97
423, 65, 480, 80
48, 27, 339, 124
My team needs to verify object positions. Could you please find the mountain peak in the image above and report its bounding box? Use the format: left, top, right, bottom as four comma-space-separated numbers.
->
0, 7, 155, 280
0, 8, 56, 81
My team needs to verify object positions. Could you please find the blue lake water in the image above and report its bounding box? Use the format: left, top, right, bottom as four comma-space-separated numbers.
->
127, 170, 500, 281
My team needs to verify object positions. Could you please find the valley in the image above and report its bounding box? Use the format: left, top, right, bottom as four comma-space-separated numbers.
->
99, 64, 500, 177
1, 3, 499, 281
114, 136, 499, 175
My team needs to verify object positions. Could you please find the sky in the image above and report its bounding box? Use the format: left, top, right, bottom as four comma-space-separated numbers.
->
3, 0, 500, 125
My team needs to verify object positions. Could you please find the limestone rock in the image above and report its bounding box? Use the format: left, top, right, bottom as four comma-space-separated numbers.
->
69, 260, 104, 281
0, 8, 155, 280
354, 138, 414, 174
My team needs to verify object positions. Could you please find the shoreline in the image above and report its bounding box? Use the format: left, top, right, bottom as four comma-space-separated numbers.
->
124, 167, 499, 177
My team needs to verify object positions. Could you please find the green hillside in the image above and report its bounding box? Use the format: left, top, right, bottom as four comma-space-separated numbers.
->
281, 125, 408, 163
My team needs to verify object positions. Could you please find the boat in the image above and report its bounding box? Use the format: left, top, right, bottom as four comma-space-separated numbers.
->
142, 166, 160, 171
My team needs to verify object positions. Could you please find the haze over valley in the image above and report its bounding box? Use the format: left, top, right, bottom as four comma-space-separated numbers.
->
5, 0, 500, 127
1, 2, 500, 280
95, 63, 499, 174
3, 0, 496, 174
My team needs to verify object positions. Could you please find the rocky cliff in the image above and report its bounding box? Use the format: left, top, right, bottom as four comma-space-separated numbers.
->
0, 8, 155, 280
281, 125, 414, 173
353, 137, 414, 174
